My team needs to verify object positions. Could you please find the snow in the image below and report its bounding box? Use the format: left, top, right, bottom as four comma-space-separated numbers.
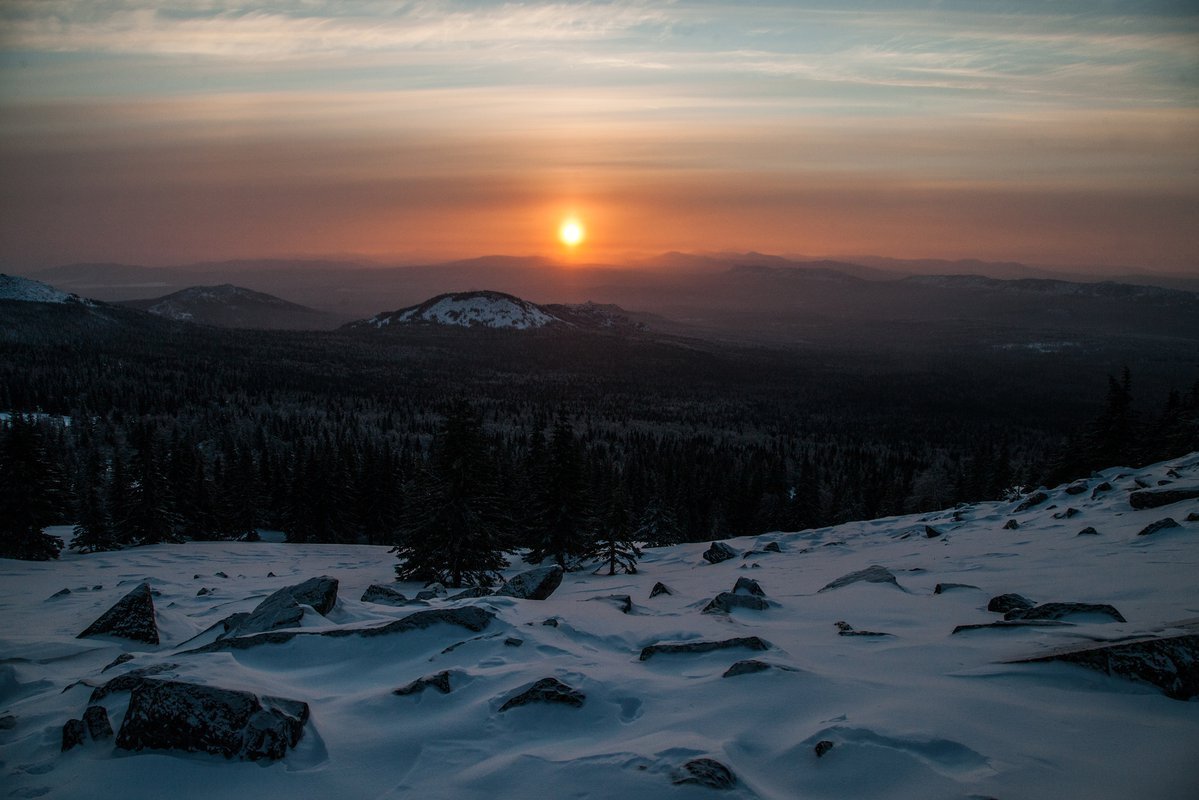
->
0, 274, 93, 305
365, 291, 561, 330
2, 456, 1198, 799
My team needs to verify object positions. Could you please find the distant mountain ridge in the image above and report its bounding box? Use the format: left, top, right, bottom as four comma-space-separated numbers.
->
120, 284, 343, 330
347, 291, 644, 332
0, 274, 94, 306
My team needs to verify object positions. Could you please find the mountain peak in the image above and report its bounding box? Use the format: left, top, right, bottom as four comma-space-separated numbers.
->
354, 291, 562, 330
0, 274, 93, 305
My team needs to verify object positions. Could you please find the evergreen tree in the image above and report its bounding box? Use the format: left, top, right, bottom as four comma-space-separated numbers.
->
635, 494, 682, 547
0, 415, 65, 560
72, 448, 117, 552
589, 481, 640, 574
393, 405, 511, 587
524, 417, 593, 569
122, 427, 181, 545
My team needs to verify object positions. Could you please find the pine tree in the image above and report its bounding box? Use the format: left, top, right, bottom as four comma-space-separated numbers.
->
393, 404, 511, 587
72, 448, 117, 552
122, 427, 181, 545
589, 481, 640, 574
635, 494, 682, 547
0, 415, 65, 560
524, 417, 593, 569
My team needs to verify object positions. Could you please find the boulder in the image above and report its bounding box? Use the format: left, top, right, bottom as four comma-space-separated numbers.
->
62, 718, 86, 751
1077, 526, 1099, 536
933, 583, 979, 594
987, 593, 1034, 614
77, 582, 159, 645
815, 740, 835, 758
1137, 518, 1180, 537
101, 653, 135, 673
1005, 602, 1126, 623
672, 758, 736, 789
449, 586, 493, 600
703, 592, 769, 614
48, 588, 71, 600
1091, 481, 1112, 498
1010, 633, 1199, 700
702, 542, 738, 564
494, 565, 564, 600
924, 525, 942, 538
89, 663, 179, 703
1013, 490, 1049, 513
649, 582, 672, 598
504, 637, 524, 647
1189, 512, 1199, 523
835, 621, 890, 637
1064, 481, 1088, 495
415, 583, 447, 601
722, 659, 772, 678
0, 714, 15, 730
222, 576, 338, 639
1129, 487, 1199, 510
361, 584, 409, 605
116, 679, 309, 761
733, 577, 765, 597
498, 677, 585, 711
83, 705, 113, 740
1053, 508, 1081, 519
1002, 519, 1019, 530
640, 636, 770, 661
763, 542, 781, 553
818, 565, 899, 592
394, 671, 453, 696
587, 594, 632, 614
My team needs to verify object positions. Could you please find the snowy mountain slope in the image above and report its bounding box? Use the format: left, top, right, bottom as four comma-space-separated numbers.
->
120, 284, 340, 330
0, 274, 94, 306
348, 291, 644, 332
1, 455, 1197, 799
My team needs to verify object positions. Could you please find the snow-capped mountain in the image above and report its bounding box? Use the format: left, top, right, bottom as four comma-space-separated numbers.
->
349, 291, 645, 332
120, 285, 340, 330
0, 274, 94, 306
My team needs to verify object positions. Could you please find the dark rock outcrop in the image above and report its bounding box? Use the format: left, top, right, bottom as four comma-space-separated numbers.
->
498, 677, 585, 711
394, 671, 453, 696
673, 758, 736, 789
987, 593, 1034, 614
48, 588, 71, 600
815, 740, 835, 758
952, 620, 1073, 634
494, 565, 564, 600
763, 542, 781, 553
89, 663, 179, 703
587, 594, 632, 614
1053, 508, 1081, 519
449, 586, 493, 600
924, 525, 942, 538
703, 592, 769, 614
835, 621, 890, 637
1005, 602, 1126, 623
1091, 481, 1112, 498
640, 636, 770, 661
77, 582, 159, 645
703, 542, 737, 564
818, 565, 899, 592
649, 582, 672, 598
101, 653, 135, 673
722, 659, 773, 678
361, 584, 409, 605
1010, 633, 1199, 700
116, 680, 309, 760
1129, 487, 1199, 510
1003, 519, 1019, 530
1013, 490, 1049, 513
934, 583, 979, 594
222, 576, 338, 639
1077, 526, 1099, 536
415, 583, 447, 601
733, 577, 765, 597
83, 705, 113, 740
1137, 518, 1180, 537
62, 718, 86, 751
1064, 481, 1088, 495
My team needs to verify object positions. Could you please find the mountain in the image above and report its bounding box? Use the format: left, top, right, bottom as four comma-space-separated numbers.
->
348, 291, 645, 333
119, 284, 344, 330
0, 274, 94, 306
2, 453, 1196, 799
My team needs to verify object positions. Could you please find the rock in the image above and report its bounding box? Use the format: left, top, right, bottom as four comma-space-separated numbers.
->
702, 541, 738, 564
89, 664, 179, 703
1077, 526, 1099, 536
1064, 481, 1088, 495
835, 621, 890, 637
733, 577, 765, 596
1188, 512, 1199, 523
818, 565, 899, 592
361, 584, 409, 605
498, 677, 585, 711
101, 653, 135, 673
116, 679, 309, 761
83, 705, 113, 740
1013, 490, 1049, 513
1134, 478, 1150, 489
934, 582, 979, 594
587, 594, 632, 614
952, 620, 1074, 634
448, 586, 493, 600
640, 636, 770, 661
541, 617, 559, 627
494, 565, 564, 600
197, 587, 212, 596
0, 714, 15, 730
77, 582, 159, 645
649, 582, 672, 598
722, 659, 772, 678
504, 637, 524, 647
924, 525, 942, 538
415, 583, 447, 601
214, 571, 228, 579
222, 576, 338, 638
1003, 519, 1019, 530
763, 542, 781, 552
62, 718, 86, 752
1010, 633, 1199, 700
394, 671, 453, 696
1005, 602, 1126, 623
1053, 508, 1081, 519
48, 588, 71, 600
987, 593, 1034, 614
672, 758, 736, 789
703, 592, 769, 613
815, 740, 835, 758
1137, 518, 1180, 537
267, 572, 276, 577
1129, 487, 1199, 510
1091, 481, 1112, 498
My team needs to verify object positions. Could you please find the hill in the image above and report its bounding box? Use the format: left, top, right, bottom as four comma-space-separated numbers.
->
120, 284, 343, 330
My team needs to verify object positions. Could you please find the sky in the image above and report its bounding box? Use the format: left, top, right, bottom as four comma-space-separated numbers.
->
1, 1, 1197, 270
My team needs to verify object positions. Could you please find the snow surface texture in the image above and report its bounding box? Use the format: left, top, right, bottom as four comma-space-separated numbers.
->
0, 274, 92, 305
2, 456, 1199, 799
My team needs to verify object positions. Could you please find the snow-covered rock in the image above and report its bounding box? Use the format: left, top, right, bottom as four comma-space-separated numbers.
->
77, 582, 159, 644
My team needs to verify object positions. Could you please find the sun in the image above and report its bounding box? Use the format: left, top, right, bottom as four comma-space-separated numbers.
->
559, 218, 585, 247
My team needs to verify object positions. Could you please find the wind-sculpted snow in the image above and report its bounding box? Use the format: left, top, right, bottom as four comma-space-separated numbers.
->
2, 453, 1198, 799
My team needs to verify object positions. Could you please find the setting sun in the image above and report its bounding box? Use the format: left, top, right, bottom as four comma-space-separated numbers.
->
559, 219, 585, 247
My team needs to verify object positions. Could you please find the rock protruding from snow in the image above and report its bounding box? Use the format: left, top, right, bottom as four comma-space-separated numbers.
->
934, 583, 979, 594
836, 621, 890, 637
1011, 634, 1199, 700
1129, 487, 1199, 509
495, 565, 564, 600
952, 620, 1073, 634
0, 274, 92, 305
733, 577, 765, 596
222, 576, 338, 639
394, 671, 454, 696
672, 758, 737, 789
1065, 481, 1089, 495
587, 594, 632, 614
763, 541, 782, 553
987, 593, 1035, 614
818, 565, 899, 592
640, 636, 771, 661
703, 542, 738, 564
449, 586, 493, 600
722, 659, 773, 678
88, 664, 179, 703
1005, 602, 1127, 623
83, 705, 113, 740
703, 592, 770, 614
649, 582, 672, 598
1137, 518, 1181, 537
62, 718, 86, 751
77, 582, 159, 644
1013, 490, 1049, 513
361, 584, 409, 605
116, 680, 309, 761
814, 741, 835, 758
498, 678, 585, 711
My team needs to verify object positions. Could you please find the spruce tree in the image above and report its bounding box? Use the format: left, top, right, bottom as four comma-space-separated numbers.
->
0, 415, 65, 560
72, 448, 117, 552
589, 481, 640, 574
524, 417, 593, 569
